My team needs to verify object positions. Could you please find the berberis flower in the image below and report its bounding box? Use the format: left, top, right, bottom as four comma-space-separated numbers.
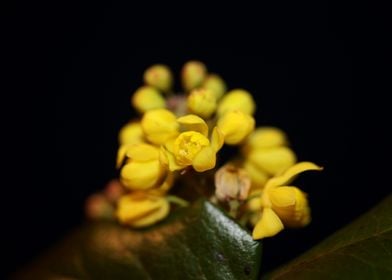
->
107, 61, 321, 240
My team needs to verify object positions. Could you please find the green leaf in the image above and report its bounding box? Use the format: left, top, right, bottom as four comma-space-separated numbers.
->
15, 199, 262, 280
266, 194, 392, 280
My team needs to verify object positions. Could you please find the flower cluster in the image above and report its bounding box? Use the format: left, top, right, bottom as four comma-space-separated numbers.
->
91, 61, 322, 240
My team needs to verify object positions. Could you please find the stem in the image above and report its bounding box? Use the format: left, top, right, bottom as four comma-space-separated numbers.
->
166, 195, 190, 207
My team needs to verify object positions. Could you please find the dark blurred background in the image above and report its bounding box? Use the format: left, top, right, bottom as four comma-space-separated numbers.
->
2, 2, 389, 278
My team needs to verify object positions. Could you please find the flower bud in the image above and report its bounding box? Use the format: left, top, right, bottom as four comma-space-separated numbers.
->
181, 61, 207, 91
132, 86, 166, 113
187, 88, 217, 119
217, 110, 255, 145
215, 164, 251, 202
217, 89, 256, 117
143, 64, 173, 92
248, 146, 296, 175
202, 74, 227, 100
141, 109, 179, 145
116, 193, 170, 228
118, 121, 144, 146
242, 127, 288, 155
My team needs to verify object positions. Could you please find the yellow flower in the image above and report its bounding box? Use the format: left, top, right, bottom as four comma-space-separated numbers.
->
242, 127, 296, 190
141, 109, 179, 145
217, 89, 256, 117
117, 122, 145, 168
187, 88, 217, 119
116, 193, 170, 228
181, 61, 207, 91
160, 114, 224, 172
143, 64, 173, 92
120, 143, 166, 190
217, 110, 255, 145
252, 162, 323, 240
202, 74, 227, 100
132, 86, 166, 113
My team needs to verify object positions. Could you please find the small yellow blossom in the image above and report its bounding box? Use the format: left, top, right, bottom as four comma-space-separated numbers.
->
242, 127, 288, 155
120, 143, 166, 190
117, 122, 145, 168
141, 109, 179, 145
202, 74, 227, 100
215, 164, 251, 202
217, 89, 256, 117
143, 64, 173, 92
160, 115, 224, 172
182, 61, 207, 91
252, 162, 323, 240
217, 110, 255, 145
187, 88, 217, 119
132, 86, 166, 113
116, 193, 170, 228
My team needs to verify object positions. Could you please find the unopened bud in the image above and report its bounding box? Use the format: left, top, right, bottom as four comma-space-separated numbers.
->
181, 61, 207, 91
215, 164, 251, 202
143, 64, 173, 92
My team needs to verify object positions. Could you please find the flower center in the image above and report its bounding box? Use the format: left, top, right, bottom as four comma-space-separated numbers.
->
174, 131, 210, 165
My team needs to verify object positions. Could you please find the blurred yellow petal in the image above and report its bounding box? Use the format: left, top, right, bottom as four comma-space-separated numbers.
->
246, 190, 262, 212
181, 61, 207, 91
125, 143, 160, 162
177, 114, 208, 136
192, 146, 216, 172
160, 146, 184, 171
217, 110, 255, 145
248, 146, 297, 176
116, 194, 169, 228
244, 161, 270, 190
187, 88, 217, 119
252, 208, 284, 239
121, 160, 163, 190
118, 122, 144, 146
141, 109, 179, 145
202, 74, 227, 100
243, 127, 288, 155
266, 161, 323, 189
269, 186, 296, 207
211, 127, 224, 152
217, 89, 256, 117
132, 86, 166, 113
143, 64, 173, 92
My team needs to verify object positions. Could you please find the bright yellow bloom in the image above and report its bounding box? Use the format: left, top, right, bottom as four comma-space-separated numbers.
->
141, 109, 179, 145
252, 162, 323, 240
187, 88, 217, 119
143, 64, 173, 92
181, 61, 207, 91
217, 110, 255, 145
160, 114, 224, 172
217, 89, 256, 117
202, 74, 227, 100
120, 143, 166, 190
116, 193, 170, 228
132, 86, 166, 113
117, 122, 145, 168
242, 126, 296, 190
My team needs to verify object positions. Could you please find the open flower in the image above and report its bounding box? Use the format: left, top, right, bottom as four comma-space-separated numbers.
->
251, 162, 323, 240
120, 143, 166, 190
243, 127, 297, 189
116, 192, 170, 228
160, 114, 224, 172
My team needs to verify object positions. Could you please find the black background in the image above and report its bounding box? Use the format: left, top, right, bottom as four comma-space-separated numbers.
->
2, 2, 389, 278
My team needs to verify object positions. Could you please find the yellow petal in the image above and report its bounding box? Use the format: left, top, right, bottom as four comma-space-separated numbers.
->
116, 143, 133, 168
217, 89, 256, 117
248, 146, 297, 176
132, 86, 166, 113
187, 88, 217, 119
143, 64, 173, 92
120, 160, 163, 190
118, 122, 144, 146
159, 146, 184, 171
131, 200, 170, 227
192, 146, 216, 172
266, 161, 323, 189
217, 110, 255, 145
244, 161, 270, 190
252, 208, 284, 239
177, 114, 208, 136
141, 109, 179, 145
242, 127, 287, 155
211, 127, 224, 152
269, 186, 296, 207
125, 143, 160, 161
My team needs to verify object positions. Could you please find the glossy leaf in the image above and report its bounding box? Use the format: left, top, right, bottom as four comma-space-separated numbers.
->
15, 199, 262, 280
267, 195, 392, 280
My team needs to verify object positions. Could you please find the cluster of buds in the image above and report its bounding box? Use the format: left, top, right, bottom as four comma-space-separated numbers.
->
91, 61, 322, 240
